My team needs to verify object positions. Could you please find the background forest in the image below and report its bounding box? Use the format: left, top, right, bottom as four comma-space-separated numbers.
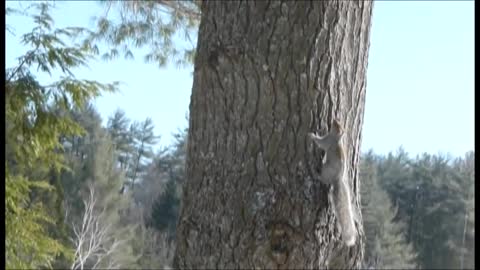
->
5, 2, 474, 269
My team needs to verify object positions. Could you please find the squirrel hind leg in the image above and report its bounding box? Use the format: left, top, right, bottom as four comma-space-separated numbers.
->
341, 219, 357, 246
343, 232, 356, 247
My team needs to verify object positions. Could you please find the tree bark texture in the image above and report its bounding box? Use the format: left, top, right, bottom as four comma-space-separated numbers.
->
174, 1, 373, 269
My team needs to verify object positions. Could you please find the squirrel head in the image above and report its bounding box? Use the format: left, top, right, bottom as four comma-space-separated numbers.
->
332, 119, 344, 135
331, 119, 345, 142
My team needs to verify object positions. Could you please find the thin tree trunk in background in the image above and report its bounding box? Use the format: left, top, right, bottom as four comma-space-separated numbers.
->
131, 141, 144, 191
174, 1, 373, 268
460, 212, 467, 269
460, 176, 474, 270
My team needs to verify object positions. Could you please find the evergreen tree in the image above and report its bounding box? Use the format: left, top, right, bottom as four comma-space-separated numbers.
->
61, 105, 139, 269
5, 3, 117, 268
149, 179, 180, 237
141, 128, 187, 235
376, 149, 475, 269
452, 151, 475, 270
107, 109, 134, 171
360, 151, 417, 269
158, 127, 187, 185
127, 118, 159, 190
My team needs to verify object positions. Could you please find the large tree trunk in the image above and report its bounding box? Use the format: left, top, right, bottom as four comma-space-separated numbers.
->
174, 1, 373, 269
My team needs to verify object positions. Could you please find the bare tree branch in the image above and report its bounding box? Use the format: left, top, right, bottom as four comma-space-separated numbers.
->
68, 183, 124, 270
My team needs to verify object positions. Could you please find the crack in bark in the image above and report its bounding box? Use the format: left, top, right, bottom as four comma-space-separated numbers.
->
240, 56, 250, 164
213, 64, 230, 162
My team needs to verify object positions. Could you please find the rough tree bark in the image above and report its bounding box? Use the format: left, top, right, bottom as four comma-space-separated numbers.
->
174, 1, 373, 269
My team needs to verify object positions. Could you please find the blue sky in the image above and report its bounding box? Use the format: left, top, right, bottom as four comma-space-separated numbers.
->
6, 1, 474, 157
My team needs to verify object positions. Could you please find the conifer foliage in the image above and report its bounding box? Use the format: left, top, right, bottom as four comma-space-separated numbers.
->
5, 3, 117, 268
360, 151, 417, 269
361, 149, 475, 269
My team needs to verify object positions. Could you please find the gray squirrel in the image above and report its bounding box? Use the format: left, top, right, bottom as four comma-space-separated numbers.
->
309, 119, 356, 247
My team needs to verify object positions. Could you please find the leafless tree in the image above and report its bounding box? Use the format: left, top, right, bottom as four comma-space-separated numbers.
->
69, 184, 124, 270
136, 224, 176, 269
